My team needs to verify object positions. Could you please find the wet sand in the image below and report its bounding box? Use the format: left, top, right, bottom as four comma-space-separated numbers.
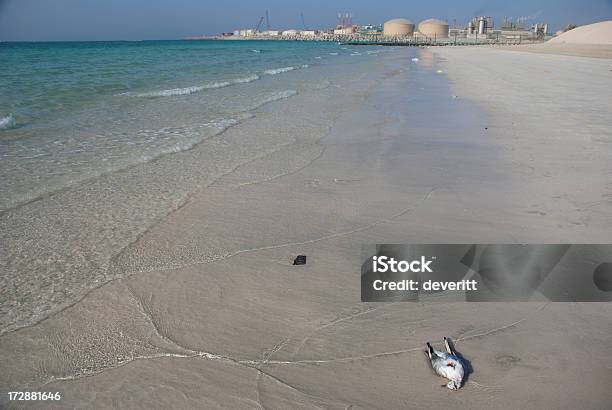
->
1, 47, 612, 409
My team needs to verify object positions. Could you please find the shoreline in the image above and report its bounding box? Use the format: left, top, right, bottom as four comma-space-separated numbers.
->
0, 44, 377, 335
1, 46, 612, 408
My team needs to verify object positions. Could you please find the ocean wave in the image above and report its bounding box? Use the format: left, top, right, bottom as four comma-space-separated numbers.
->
265, 89, 297, 101
203, 117, 243, 134
233, 74, 260, 83
305, 80, 331, 90
121, 74, 260, 97
264, 66, 296, 75
125, 82, 230, 97
137, 117, 247, 162
0, 115, 16, 130
329, 52, 339, 56
253, 90, 298, 109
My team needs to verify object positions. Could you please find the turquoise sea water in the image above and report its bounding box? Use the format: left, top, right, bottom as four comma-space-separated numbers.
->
0, 39, 393, 333
0, 40, 385, 211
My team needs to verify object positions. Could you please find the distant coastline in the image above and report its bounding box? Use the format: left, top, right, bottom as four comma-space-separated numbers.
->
183, 35, 545, 46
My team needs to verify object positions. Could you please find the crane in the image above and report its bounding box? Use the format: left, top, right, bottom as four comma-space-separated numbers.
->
254, 16, 265, 34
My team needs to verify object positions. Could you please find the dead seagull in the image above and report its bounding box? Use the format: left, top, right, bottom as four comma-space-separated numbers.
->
425, 337, 465, 390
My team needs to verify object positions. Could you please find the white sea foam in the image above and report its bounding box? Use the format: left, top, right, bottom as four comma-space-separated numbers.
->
203, 117, 243, 134
329, 52, 339, 56
126, 82, 230, 97
252, 90, 298, 109
133, 114, 255, 166
122, 74, 260, 97
263, 89, 298, 102
0, 115, 16, 130
305, 80, 331, 90
263, 66, 296, 75
233, 74, 260, 83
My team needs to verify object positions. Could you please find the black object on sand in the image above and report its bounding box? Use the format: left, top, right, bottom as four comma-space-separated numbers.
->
293, 255, 307, 265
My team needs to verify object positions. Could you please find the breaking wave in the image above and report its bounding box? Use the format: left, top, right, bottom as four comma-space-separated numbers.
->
124, 65, 309, 97
0, 115, 17, 130
124, 82, 230, 97
122, 74, 261, 97
233, 74, 260, 83
264, 66, 296, 75
252, 90, 298, 109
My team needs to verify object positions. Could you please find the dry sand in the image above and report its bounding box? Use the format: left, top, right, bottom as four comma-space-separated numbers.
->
549, 20, 612, 45
497, 20, 612, 59
498, 43, 612, 59
1, 47, 612, 409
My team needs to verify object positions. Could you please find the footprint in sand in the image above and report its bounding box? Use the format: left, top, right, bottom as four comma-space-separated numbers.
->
333, 178, 361, 184
495, 354, 521, 368
308, 179, 321, 188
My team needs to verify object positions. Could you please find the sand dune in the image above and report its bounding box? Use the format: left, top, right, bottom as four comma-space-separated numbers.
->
549, 20, 612, 45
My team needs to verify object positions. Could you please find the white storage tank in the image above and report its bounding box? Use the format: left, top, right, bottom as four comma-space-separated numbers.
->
418, 19, 450, 38
383, 19, 415, 37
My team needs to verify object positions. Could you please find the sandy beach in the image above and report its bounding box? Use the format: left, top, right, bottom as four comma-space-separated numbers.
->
498, 43, 612, 58
1, 45, 612, 409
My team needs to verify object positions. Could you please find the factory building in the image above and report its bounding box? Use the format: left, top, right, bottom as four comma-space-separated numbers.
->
446, 16, 549, 43
418, 19, 449, 38
467, 16, 494, 35
234, 29, 255, 37
226, 13, 549, 43
334, 26, 356, 35
383, 18, 415, 37
358, 24, 383, 36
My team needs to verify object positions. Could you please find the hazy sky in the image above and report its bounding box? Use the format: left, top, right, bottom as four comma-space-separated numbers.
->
1, 0, 611, 41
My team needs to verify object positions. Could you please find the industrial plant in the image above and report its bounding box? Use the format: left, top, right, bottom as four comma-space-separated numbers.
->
200, 11, 551, 46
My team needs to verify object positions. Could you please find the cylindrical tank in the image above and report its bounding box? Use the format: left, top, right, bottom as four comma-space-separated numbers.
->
478, 18, 487, 35
383, 19, 415, 37
418, 19, 450, 38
